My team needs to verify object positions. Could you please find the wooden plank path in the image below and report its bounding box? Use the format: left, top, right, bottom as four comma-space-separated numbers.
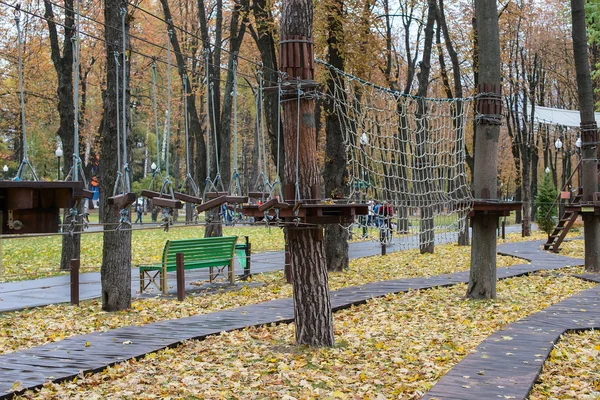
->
0, 240, 591, 398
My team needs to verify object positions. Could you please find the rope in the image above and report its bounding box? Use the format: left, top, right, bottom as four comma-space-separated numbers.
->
151, 60, 162, 178
183, 74, 199, 197
166, 27, 172, 179
13, 8, 38, 181
210, 82, 223, 191
294, 84, 301, 203
204, 50, 211, 191
112, 51, 122, 196
230, 59, 241, 196
274, 73, 283, 199
120, 5, 130, 193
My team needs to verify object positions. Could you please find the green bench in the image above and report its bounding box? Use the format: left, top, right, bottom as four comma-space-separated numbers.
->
139, 236, 238, 294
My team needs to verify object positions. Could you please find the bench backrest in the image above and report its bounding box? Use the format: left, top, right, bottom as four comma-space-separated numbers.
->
162, 236, 238, 268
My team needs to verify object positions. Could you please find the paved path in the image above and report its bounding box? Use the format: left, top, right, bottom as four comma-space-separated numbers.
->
0, 239, 589, 398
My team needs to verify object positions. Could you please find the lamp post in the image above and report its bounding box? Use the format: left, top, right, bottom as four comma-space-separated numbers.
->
55, 146, 63, 180
2, 165, 7, 180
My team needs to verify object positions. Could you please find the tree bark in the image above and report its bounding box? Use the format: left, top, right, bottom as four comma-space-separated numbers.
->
323, 0, 349, 272
571, 0, 600, 272
281, 0, 334, 347
415, 0, 437, 254
467, 0, 502, 299
100, 1, 132, 311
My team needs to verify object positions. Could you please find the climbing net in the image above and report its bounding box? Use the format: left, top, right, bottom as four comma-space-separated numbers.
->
319, 61, 474, 248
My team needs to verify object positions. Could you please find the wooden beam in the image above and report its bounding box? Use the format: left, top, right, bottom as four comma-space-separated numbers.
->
141, 190, 161, 199
107, 193, 137, 209
196, 195, 228, 213
205, 191, 228, 199
173, 192, 203, 204
151, 197, 183, 209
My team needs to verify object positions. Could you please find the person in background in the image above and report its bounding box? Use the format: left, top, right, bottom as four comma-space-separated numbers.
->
134, 202, 143, 224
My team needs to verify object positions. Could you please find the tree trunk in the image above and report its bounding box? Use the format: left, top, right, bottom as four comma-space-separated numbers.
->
467, 0, 502, 299
323, 0, 349, 272
571, 0, 600, 272
100, 1, 132, 311
281, 0, 334, 347
521, 158, 532, 236
415, 0, 437, 254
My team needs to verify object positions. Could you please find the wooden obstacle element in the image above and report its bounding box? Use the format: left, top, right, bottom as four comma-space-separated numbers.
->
107, 192, 137, 209
141, 190, 184, 209
257, 197, 290, 212
151, 197, 183, 209
197, 195, 249, 213
0, 180, 94, 234
173, 192, 202, 204
205, 192, 229, 200
196, 195, 228, 213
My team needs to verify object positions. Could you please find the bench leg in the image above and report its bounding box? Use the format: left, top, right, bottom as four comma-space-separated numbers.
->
209, 266, 214, 282
229, 259, 234, 284
140, 271, 144, 293
160, 268, 167, 295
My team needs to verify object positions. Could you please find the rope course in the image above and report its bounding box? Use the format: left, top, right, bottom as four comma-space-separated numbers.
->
318, 59, 474, 247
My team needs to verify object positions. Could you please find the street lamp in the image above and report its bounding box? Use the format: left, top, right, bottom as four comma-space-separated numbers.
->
554, 138, 563, 150
151, 162, 157, 174
2, 165, 7, 180
55, 146, 63, 180
575, 137, 582, 148
545, 167, 551, 174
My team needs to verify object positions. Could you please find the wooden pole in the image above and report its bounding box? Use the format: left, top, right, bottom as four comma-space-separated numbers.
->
176, 253, 185, 301
244, 236, 251, 279
70, 258, 80, 306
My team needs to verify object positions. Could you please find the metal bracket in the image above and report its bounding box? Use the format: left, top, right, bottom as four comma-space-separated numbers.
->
7, 210, 23, 230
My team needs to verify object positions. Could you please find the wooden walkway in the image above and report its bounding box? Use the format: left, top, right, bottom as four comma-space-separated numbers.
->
0, 240, 594, 399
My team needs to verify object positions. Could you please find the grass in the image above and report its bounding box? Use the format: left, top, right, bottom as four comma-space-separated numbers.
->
1, 225, 286, 282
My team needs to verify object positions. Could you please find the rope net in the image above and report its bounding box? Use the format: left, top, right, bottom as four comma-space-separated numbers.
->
320, 61, 474, 248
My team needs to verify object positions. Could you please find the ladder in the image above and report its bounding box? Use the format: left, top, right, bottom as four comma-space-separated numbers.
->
543, 187, 582, 252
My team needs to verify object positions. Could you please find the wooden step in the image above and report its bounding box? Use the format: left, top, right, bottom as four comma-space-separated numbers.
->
151, 197, 183, 209
107, 193, 137, 209
196, 195, 228, 213
173, 192, 202, 204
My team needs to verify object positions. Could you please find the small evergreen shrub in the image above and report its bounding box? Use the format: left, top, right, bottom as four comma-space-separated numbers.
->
535, 173, 559, 234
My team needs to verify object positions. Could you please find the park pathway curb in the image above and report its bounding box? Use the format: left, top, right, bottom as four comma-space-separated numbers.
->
0, 240, 591, 398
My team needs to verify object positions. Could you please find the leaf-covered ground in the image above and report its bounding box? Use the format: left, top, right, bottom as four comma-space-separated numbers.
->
529, 330, 600, 400
0, 243, 523, 355
15, 269, 594, 399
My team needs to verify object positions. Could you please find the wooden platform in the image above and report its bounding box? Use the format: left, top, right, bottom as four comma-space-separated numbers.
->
0, 180, 92, 234
241, 203, 369, 224
469, 200, 522, 217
